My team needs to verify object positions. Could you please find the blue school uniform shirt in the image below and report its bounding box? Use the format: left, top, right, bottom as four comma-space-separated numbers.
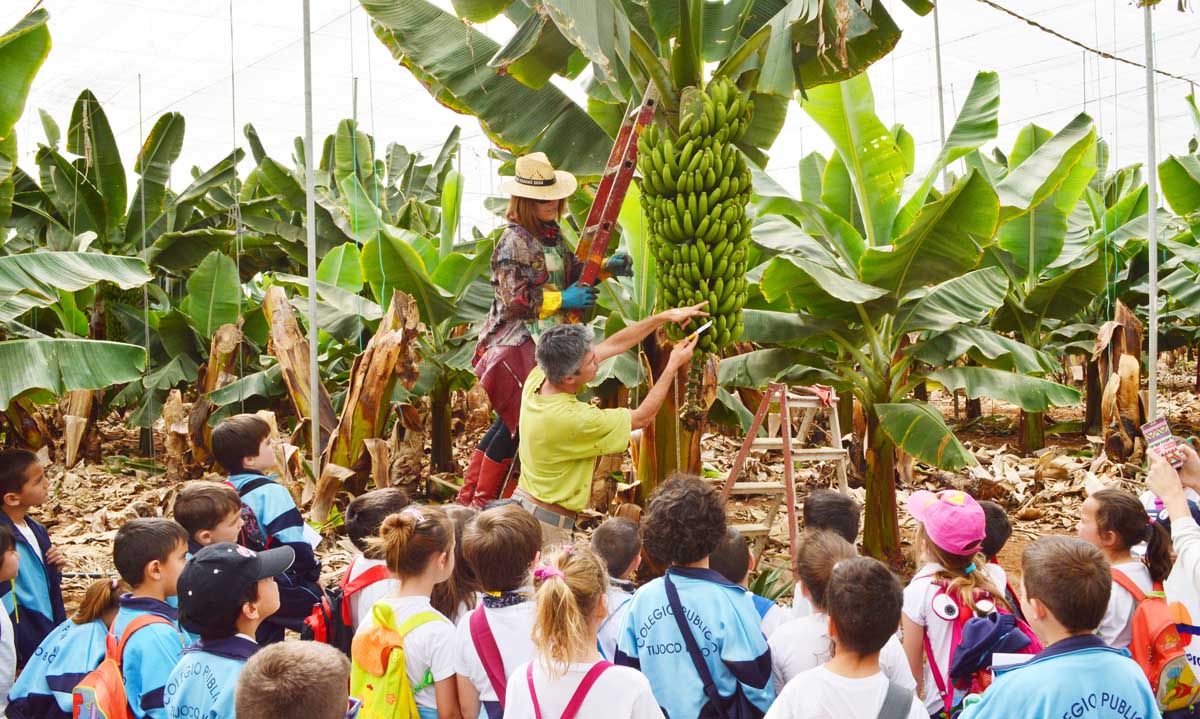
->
162, 635, 258, 719
6, 618, 106, 718
0, 514, 65, 667
112, 595, 185, 719
224, 473, 319, 584
958, 635, 1161, 719
615, 567, 774, 719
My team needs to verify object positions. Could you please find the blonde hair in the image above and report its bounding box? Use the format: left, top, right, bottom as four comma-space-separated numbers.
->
506, 196, 563, 235
917, 524, 1011, 614
72, 577, 128, 624
531, 547, 607, 676
371, 505, 454, 579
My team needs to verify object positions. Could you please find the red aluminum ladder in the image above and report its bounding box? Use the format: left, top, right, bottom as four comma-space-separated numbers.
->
567, 82, 659, 323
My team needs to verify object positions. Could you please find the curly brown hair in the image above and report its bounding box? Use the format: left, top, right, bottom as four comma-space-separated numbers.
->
642, 474, 727, 566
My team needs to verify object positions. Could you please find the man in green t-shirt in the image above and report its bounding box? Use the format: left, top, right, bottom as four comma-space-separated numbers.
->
514, 302, 708, 546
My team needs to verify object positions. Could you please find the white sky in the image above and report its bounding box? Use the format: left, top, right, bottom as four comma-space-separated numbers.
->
6, 1, 1200, 237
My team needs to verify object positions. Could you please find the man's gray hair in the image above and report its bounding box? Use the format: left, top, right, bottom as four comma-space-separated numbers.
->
536, 324, 595, 384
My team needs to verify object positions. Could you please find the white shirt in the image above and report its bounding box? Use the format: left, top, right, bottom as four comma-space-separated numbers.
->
901, 561, 1006, 714
454, 600, 537, 704
761, 603, 790, 639
1098, 560, 1153, 650
347, 555, 401, 630
14, 521, 40, 561
356, 595, 456, 709
792, 583, 812, 619
769, 612, 915, 694
764, 666, 927, 719
597, 586, 635, 661
0, 605, 13, 712
503, 660, 664, 719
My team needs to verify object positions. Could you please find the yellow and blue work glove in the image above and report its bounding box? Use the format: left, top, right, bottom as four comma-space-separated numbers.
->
541, 282, 599, 317
604, 252, 634, 278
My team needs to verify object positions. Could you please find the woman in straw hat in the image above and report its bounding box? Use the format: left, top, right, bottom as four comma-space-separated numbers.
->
457, 152, 633, 507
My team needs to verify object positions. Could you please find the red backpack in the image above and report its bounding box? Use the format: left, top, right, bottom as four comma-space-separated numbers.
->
1111, 569, 1200, 712
73, 615, 183, 719
303, 558, 391, 656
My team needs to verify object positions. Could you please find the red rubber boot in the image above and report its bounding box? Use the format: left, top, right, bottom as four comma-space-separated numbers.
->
470, 456, 514, 508
456, 448, 486, 505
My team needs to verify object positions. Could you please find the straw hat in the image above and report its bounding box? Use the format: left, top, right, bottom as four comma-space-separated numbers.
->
499, 152, 578, 201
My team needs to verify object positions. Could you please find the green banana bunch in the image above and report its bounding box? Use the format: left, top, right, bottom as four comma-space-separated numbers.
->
638, 76, 753, 354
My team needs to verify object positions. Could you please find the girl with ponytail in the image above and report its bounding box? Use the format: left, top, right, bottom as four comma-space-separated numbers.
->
1078, 488, 1175, 649
503, 546, 663, 719
353, 505, 464, 719
9, 577, 129, 718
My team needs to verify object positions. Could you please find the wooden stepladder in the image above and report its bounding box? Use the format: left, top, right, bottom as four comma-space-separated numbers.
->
720, 383, 851, 563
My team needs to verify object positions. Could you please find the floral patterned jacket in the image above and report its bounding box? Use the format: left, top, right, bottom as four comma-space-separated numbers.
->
474, 222, 584, 363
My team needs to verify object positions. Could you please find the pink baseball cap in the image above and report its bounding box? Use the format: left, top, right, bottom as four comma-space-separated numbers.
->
907, 489, 986, 555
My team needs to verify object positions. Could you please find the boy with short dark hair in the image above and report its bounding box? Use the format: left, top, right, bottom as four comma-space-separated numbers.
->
211, 414, 321, 644
979, 499, 1023, 619
710, 527, 790, 638
794, 489, 861, 618
235, 641, 351, 719
163, 542, 294, 719
454, 503, 542, 719
0, 449, 65, 667
959, 536, 1160, 719
111, 518, 190, 719
590, 516, 642, 660
767, 557, 925, 719
342, 487, 408, 628
616, 476, 774, 719
172, 481, 244, 553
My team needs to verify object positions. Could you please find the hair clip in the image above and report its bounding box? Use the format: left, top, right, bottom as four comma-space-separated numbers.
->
402, 507, 425, 523
562, 544, 575, 555
110, 577, 119, 590
533, 566, 565, 581
963, 562, 977, 575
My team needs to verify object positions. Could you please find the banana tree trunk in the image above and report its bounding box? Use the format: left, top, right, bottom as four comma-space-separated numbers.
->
965, 358, 982, 420
1085, 358, 1101, 433
1018, 410, 1045, 452
313, 291, 422, 521
63, 390, 95, 468
429, 372, 454, 473
262, 286, 337, 453
863, 408, 902, 565
189, 323, 243, 465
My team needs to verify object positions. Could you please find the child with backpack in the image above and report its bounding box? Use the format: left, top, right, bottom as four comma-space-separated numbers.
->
163, 542, 293, 719
453, 504, 542, 719
7, 577, 126, 719
769, 531, 914, 694
211, 414, 322, 645
710, 527, 790, 638
343, 488, 410, 630
615, 476, 774, 719
502, 546, 663, 719
767, 557, 925, 719
794, 490, 860, 618
350, 505, 461, 719
172, 481, 245, 554
978, 501, 1023, 621
73, 519, 188, 719
1078, 488, 1174, 650
959, 536, 1160, 718
900, 490, 1034, 717
590, 517, 641, 661
430, 505, 479, 624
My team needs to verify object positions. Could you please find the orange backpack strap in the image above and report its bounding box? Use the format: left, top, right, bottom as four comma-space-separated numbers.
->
1110, 568, 1147, 603
113, 614, 179, 667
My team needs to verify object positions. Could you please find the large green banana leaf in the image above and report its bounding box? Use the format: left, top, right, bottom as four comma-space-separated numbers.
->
1159, 154, 1200, 217
801, 73, 905, 247
0, 251, 151, 322
914, 327, 1059, 375
894, 71, 1001, 235
760, 254, 887, 318
0, 339, 147, 411
928, 366, 1080, 412
362, 0, 610, 179
146, 228, 236, 275
125, 112, 185, 247
361, 226, 454, 325
993, 113, 1095, 222
876, 401, 976, 469
0, 10, 50, 142
717, 347, 837, 389
67, 90, 126, 231
894, 267, 1008, 334
186, 251, 241, 339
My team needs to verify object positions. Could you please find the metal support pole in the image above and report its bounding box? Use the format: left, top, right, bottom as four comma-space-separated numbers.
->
1143, 4, 1159, 420
302, 0, 322, 474
932, 2, 948, 191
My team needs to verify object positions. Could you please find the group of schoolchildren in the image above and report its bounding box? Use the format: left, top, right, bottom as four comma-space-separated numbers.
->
0, 412, 1196, 719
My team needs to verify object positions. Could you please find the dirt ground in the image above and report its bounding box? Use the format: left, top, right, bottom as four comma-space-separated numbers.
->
27, 359, 1200, 611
